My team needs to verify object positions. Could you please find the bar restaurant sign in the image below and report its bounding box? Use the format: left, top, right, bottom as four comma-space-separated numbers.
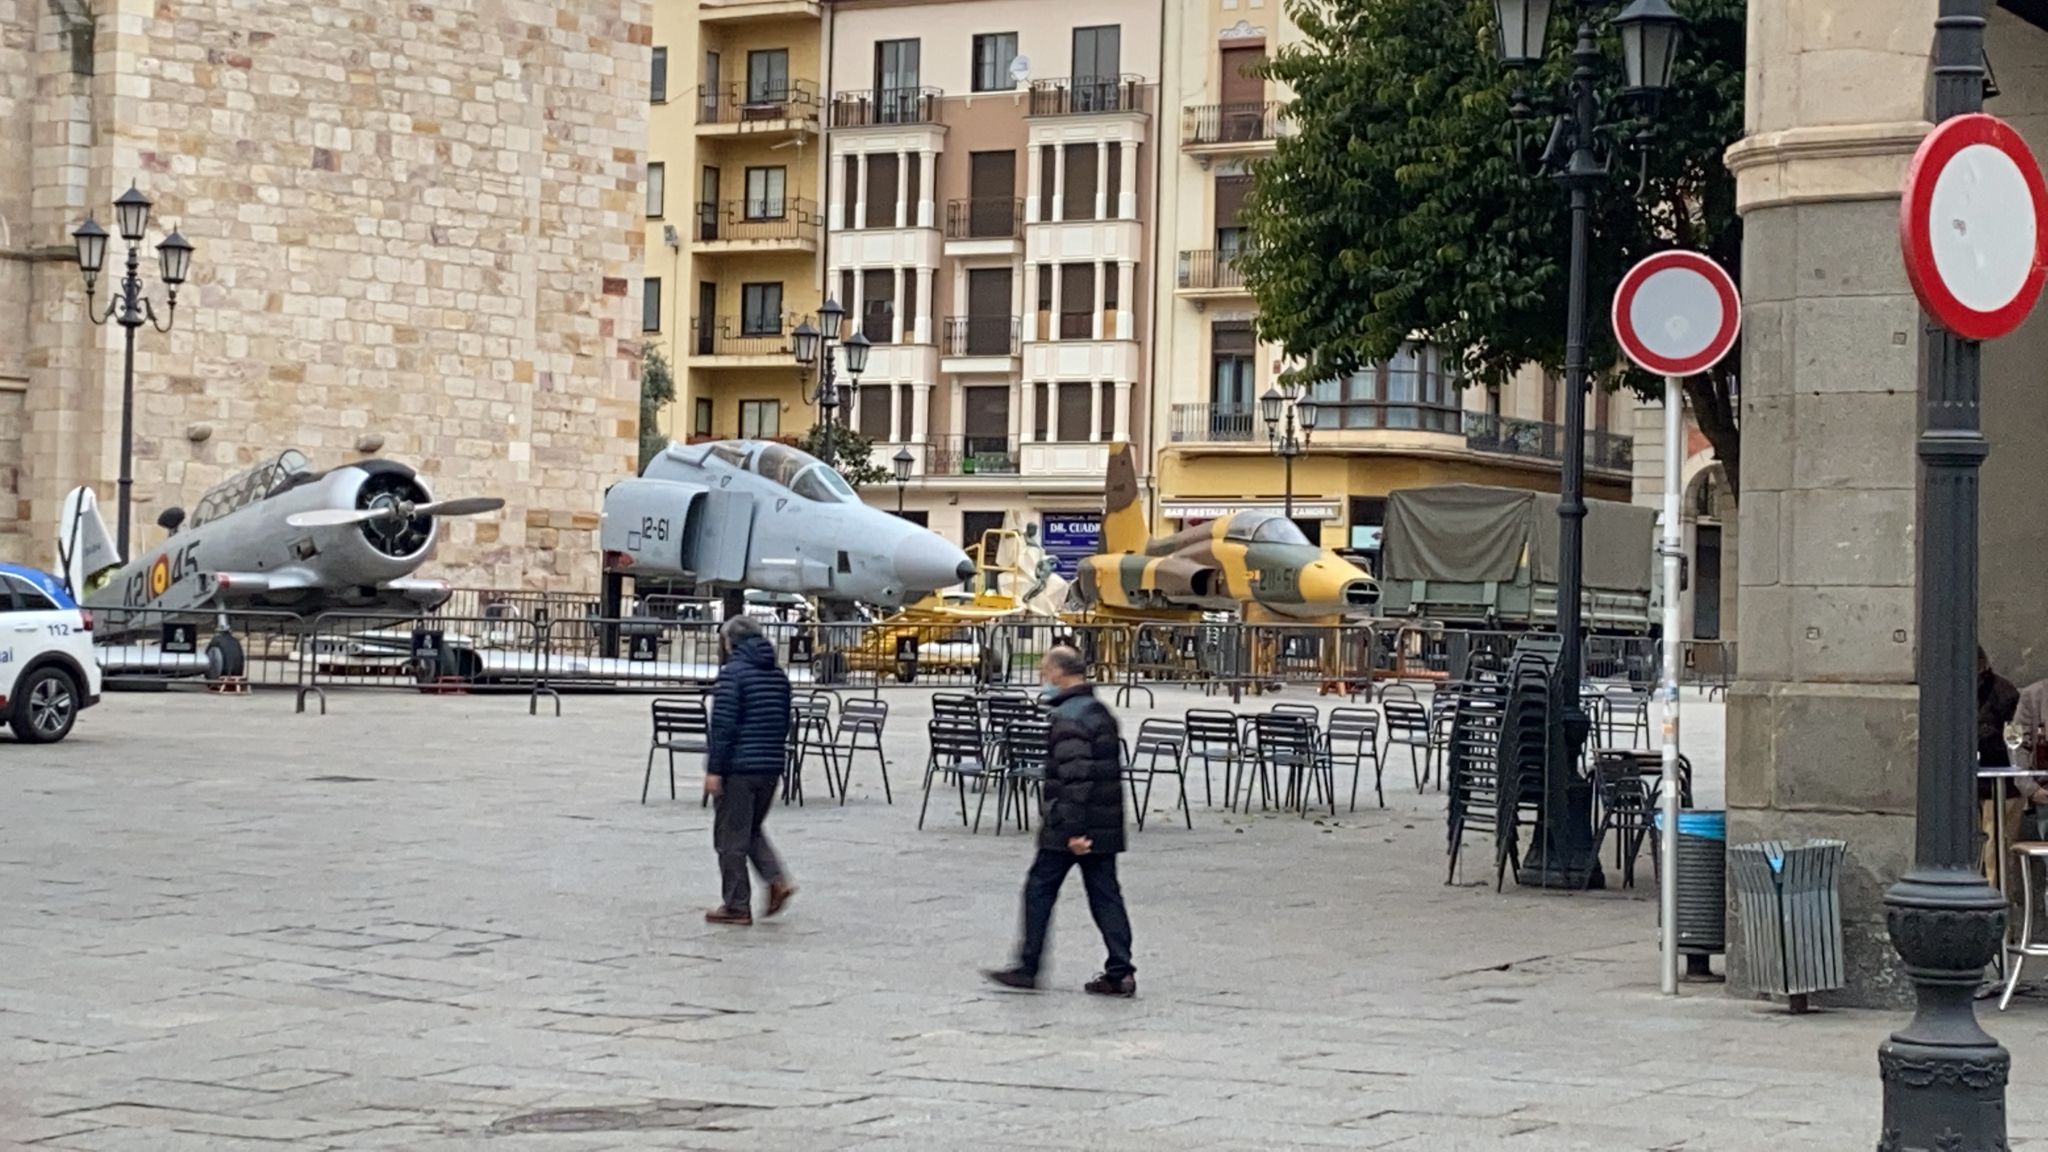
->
1163, 501, 1341, 521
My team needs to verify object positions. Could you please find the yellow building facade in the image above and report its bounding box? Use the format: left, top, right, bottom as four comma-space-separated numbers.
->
1151, 0, 1630, 564
645, 0, 828, 446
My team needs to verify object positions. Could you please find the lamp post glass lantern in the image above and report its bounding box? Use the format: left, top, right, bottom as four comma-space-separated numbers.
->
1490, 0, 1680, 890
799, 299, 863, 470
71, 182, 192, 561
1263, 382, 1312, 520
892, 446, 914, 516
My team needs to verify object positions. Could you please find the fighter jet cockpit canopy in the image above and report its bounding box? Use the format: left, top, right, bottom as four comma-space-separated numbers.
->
1224, 511, 1313, 546
187, 449, 314, 530
698, 441, 858, 505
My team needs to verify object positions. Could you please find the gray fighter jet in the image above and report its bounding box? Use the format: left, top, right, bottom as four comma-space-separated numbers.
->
602, 439, 972, 612
58, 449, 503, 675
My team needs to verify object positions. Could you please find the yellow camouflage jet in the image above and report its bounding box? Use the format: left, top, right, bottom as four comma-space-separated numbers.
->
1074, 444, 1378, 621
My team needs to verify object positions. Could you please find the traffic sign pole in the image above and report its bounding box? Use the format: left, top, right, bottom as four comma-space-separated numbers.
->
1610, 248, 1741, 1000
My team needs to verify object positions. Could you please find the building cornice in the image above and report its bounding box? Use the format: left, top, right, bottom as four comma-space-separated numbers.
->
1723, 121, 1932, 214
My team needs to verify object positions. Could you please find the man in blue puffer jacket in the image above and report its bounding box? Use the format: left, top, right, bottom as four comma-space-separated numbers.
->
705, 616, 795, 926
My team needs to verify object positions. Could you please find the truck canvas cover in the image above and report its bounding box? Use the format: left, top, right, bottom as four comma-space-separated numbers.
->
1382, 484, 1656, 594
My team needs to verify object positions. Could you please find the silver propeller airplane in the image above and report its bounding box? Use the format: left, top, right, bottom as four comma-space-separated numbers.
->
603, 439, 973, 613
58, 449, 504, 676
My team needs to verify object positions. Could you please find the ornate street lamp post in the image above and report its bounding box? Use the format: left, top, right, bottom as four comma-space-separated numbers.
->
1490, 0, 1684, 886
72, 183, 195, 559
1877, 2, 2009, 1146
792, 297, 869, 469
1261, 381, 1318, 521
891, 446, 914, 516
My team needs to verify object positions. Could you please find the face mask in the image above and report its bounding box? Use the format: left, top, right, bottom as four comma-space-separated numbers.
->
1038, 681, 1060, 702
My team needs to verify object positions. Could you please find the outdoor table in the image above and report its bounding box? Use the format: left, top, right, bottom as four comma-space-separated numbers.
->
1979, 765, 2041, 977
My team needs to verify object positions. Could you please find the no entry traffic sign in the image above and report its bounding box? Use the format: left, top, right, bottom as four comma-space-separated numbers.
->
1611, 250, 1742, 378
1901, 112, 2048, 342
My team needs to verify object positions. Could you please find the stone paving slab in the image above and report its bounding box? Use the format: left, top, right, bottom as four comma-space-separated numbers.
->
0, 684, 2041, 1150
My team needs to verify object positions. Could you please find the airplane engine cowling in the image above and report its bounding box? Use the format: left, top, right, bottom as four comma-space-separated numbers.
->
356, 470, 434, 559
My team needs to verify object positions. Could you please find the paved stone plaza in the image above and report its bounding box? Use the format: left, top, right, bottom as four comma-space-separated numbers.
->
3, 685, 2045, 1150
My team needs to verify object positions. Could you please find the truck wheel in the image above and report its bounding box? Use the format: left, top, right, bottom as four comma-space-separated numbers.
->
206, 632, 246, 681
11, 667, 79, 743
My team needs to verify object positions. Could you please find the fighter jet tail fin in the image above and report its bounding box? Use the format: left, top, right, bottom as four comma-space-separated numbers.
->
1100, 442, 1147, 556
57, 486, 121, 599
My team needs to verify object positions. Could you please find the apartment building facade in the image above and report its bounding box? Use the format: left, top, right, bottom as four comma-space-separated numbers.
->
823, 0, 1162, 553
1151, 0, 1631, 567
644, 0, 828, 445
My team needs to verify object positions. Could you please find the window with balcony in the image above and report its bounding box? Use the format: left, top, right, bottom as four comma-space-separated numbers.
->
1071, 25, 1121, 97
863, 154, 899, 229
1062, 143, 1097, 221
862, 268, 896, 341
1056, 382, 1093, 440
1210, 321, 1256, 440
643, 277, 662, 333
747, 49, 789, 103
973, 32, 1019, 92
1058, 263, 1094, 339
1305, 342, 1459, 431
745, 167, 787, 220
875, 39, 922, 123
739, 399, 779, 439
693, 397, 713, 437
651, 47, 668, 103
963, 386, 1013, 463
857, 383, 893, 440
740, 283, 783, 336
646, 162, 665, 219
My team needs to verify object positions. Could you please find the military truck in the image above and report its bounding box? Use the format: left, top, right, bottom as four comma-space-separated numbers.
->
1376, 484, 1658, 634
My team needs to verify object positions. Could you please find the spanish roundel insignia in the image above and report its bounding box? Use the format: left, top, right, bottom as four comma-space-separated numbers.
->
148, 555, 171, 599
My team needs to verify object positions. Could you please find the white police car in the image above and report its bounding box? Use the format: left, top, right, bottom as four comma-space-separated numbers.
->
0, 562, 101, 743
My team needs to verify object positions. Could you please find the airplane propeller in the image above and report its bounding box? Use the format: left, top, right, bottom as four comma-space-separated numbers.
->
286, 497, 506, 529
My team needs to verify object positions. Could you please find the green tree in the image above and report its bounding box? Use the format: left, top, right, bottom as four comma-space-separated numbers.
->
797, 419, 892, 488
638, 343, 677, 471
1241, 0, 1744, 492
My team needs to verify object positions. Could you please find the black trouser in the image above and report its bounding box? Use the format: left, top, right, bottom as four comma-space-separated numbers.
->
1016, 848, 1135, 981
713, 773, 785, 911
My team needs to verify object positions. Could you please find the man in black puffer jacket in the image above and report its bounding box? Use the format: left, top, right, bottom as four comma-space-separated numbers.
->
985, 645, 1137, 996
704, 616, 795, 926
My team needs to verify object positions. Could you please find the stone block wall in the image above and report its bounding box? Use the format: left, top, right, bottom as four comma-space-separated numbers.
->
8, 0, 650, 590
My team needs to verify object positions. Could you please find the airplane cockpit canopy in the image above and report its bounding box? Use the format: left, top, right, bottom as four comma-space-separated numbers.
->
688, 440, 858, 504
1223, 511, 1313, 546
189, 449, 313, 529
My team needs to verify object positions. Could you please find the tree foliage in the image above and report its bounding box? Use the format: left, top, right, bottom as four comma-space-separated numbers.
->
797, 420, 892, 489
638, 343, 677, 471
1240, 0, 1745, 492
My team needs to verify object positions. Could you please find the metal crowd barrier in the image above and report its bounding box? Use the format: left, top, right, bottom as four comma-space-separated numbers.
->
1680, 639, 1736, 698
90, 607, 314, 691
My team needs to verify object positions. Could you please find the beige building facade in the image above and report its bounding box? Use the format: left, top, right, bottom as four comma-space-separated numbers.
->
0, 0, 649, 588
1152, 0, 1630, 559
1726, 0, 2048, 1004
825, 0, 1162, 549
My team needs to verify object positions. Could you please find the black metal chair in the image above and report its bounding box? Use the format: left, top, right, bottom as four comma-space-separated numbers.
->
1382, 699, 1434, 793
1601, 684, 1652, 749
1122, 718, 1192, 830
932, 693, 979, 726
1184, 709, 1245, 810
643, 696, 709, 804
996, 716, 1051, 835
1326, 706, 1383, 810
1589, 758, 1657, 890
785, 691, 838, 806
919, 718, 1000, 832
1251, 712, 1333, 817
1426, 687, 1462, 791
832, 697, 892, 804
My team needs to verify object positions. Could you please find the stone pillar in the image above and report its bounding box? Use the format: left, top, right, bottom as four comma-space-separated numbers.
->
1026, 143, 1043, 223
1118, 138, 1139, 219
1091, 261, 1105, 340
1088, 379, 1103, 440
1720, 0, 1940, 1008
854, 152, 869, 231
1112, 381, 1131, 441
890, 267, 905, 344
917, 148, 936, 229
917, 266, 935, 345
1094, 140, 1109, 220
1051, 145, 1066, 223
1116, 260, 1135, 340
888, 383, 901, 442
911, 382, 930, 443
1048, 264, 1062, 339
895, 150, 909, 229
828, 147, 845, 231
1018, 380, 1033, 442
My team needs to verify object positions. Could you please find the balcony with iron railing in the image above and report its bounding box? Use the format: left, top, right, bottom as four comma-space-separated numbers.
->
830, 87, 942, 128
1166, 402, 1634, 473
944, 197, 1023, 241
696, 80, 820, 130
1028, 75, 1146, 117
689, 313, 805, 360
926, 434, 1021, 477
943, 315, 1021, 358
693, 198, 821, 250
1181, 101, 1283, 150
1177, 248, 1248, 294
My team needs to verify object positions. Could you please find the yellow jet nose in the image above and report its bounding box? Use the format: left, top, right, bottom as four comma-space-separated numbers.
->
1299, 556, 1380, 613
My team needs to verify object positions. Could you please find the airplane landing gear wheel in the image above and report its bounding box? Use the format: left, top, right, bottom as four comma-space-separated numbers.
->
206, 631, 246, 682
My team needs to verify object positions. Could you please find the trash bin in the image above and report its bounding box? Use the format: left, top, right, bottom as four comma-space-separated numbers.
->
1729, 838, 1848, 1013
1654, 809, 1727, 974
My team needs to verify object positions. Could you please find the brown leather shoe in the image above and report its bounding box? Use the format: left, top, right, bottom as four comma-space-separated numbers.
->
704, 906, 753, 926
765, 881, 797, 918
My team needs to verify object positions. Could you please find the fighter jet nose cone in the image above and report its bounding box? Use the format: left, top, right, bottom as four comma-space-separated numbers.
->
893, 532, 973, 593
